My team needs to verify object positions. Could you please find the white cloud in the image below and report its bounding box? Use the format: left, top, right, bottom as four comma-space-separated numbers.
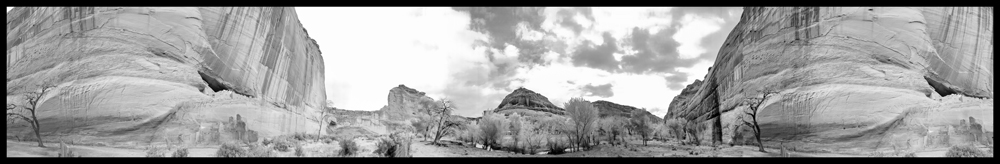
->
675, 59, 715, 84
7, 7, 11, 13
673, 14, 725, 59
509, 58, 678, 117
297, 7, 490, 111
591, 7, 674, 40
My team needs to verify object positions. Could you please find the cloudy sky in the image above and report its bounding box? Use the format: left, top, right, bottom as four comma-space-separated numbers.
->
296, 7, 743, 117
6, 7, 743, 118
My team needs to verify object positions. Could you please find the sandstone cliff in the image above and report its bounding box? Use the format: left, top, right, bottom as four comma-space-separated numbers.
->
494, 87, 565, 115
665, 7, 992, 153
6, 7, 326, 146
379, 84, 436, 121
592, 100, 663, 123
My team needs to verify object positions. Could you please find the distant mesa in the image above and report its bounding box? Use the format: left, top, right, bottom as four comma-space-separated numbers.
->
494, 87, 566, 115
591, 100, 663, 122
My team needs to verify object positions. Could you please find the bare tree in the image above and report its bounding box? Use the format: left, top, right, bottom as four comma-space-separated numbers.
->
7, 85, 57, 147
430, 99, 458, 144
740, 90, 779, 152
564, 98, 599, 150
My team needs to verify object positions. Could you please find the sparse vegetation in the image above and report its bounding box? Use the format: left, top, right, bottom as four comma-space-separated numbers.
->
339, 139, 359, 157
294, 145, 304, 157
740, 90, 779, 152
903, 152, 916, 157
172, 147, 189, 158
246, 143, 276, 157
145, 146, 168, 157
564, 98, 599, 151
945, 145, 988, 157
375, 133, 412, 157
215, 143, 246, 157
270, 138, 294, 152
546, 137, 569, 155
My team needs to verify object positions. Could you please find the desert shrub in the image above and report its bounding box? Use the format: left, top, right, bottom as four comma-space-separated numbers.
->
246, 143, 276, 157
374, 137, 399, 157
945, 145, 988, 157
338, 139, 359, 157
262, 138, 272, 146
172, 148, 189, 157
903, 152, 917, 157
271, 139, 294, 152
294, 145, 305, 157
216, 143, 246, 157
145, 146, 168, 157
372, 133, 414, 157
546, 136, 569, 155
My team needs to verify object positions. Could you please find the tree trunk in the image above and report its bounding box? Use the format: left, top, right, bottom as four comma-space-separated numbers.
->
30, 110, 44, 147
753, 117, 764, 152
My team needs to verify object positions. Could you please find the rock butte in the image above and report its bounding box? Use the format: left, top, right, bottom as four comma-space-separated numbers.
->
666, 7, 992, 152
6, 7, 326, 145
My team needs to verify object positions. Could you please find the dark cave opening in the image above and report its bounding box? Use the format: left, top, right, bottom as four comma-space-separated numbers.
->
924, 76, 958, 97
199, 71, 231, 92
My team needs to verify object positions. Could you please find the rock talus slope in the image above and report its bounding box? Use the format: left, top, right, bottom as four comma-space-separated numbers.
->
6, 7, 326, 145
666, 7, 992, 152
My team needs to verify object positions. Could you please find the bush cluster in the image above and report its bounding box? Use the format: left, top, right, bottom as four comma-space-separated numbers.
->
338, 139, 359, 157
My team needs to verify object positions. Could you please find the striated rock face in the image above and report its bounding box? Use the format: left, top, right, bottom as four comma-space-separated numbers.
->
6, 7, 325, 145
495, 87, 565, 115
379, 84, 436, 121
666, 7, 992, 152
592, 100, 663, 122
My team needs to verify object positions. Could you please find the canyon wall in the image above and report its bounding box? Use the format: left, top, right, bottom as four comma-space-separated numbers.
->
6, 7, 326, 145
665, 7, 992, 153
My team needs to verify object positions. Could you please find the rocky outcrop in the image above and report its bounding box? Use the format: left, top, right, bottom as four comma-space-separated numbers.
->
592, 100, 663, 122
379, 84, 436, 121
494, 87, 565, 115
6, 7, 325, 146
665, 7, 992, 152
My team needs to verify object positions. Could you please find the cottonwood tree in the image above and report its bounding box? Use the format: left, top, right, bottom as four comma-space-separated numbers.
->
7, 85, 57, 147
508, 113, 524, 152
478, 112, 507, 150
740, 90, 779, 152
430, 99, 459, 144
631, 110, 655, 146
599, 116, 627, 146
564, 98, 599, 150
